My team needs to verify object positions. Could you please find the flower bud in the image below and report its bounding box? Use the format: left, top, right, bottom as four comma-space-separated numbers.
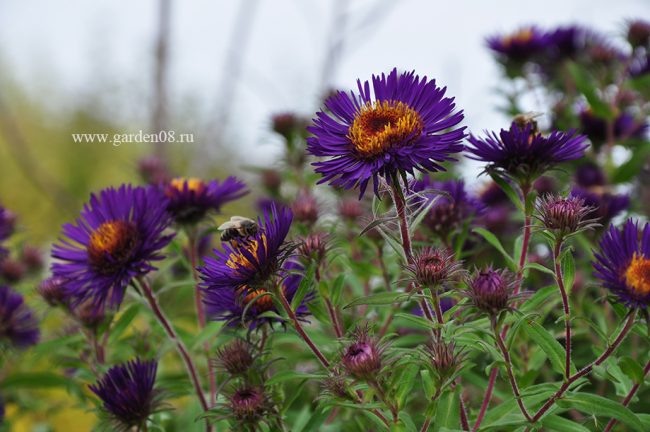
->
341, 326, 383, 379
38, 276, 68, 306
339, 198, 364, 222
261, 169, 282, 193
407, 247, 463, 287
426, 340, 462, 381
298, 233, 328, 265
466, 268, 514, 316
322, 374, 352, 399
0, 207, 17, 241
22, 245, 44, 272
74, 302, 106, 329
0, 259, 25, 282
535, 194, 596, 237
137, 155, 170, 185
215, 339, 255, 375
229, 386, 268, 422
627, 20, 650, 48
291, 193, 318, 226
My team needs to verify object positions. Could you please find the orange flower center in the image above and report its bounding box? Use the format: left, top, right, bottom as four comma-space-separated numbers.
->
348, 100, 423, 158
168, 177, 206, 195
625, 254, 650, 296
502, 29, 533, 47
88, 220, 138, 272
237, 286, 275, 312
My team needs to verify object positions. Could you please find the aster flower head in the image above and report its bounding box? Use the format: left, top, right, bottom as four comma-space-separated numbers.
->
0, 205, 16, 241
462, 267, 519, 318
546, 25, 588, 62
0, 285, 39, 348
487, 27, 551, 64
579, 109, 648, 148
200, 205, 310, 327
51, 185, 174, 310
466, 121, 588, 186
570, 187, 629, 226
575, 162, 606, 188
341, 325, 386, 379
163, 176, 248, 225
89, 358, 163, 431
534, 194, 598, 239
307, 68, 465, 197
214, 339, 255, 375
406, 247, 464, 288
593, 219, 650, 308
411, 177, 483, 239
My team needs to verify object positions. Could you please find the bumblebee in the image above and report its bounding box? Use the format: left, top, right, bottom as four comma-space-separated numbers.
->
513, 112, 542, 134
218, 216, 259, 243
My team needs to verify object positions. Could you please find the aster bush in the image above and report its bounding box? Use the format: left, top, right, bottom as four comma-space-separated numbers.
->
1, 16, 650, 432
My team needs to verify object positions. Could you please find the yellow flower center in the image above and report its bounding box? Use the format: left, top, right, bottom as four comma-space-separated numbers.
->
502, 29, 533, 47
625, 254, 650, 296
169, 177, 206, 194
226, 234, 267, 271
348, 100, 423, 158
88, 220, 138, 271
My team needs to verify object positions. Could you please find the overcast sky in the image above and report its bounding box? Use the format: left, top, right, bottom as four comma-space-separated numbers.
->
0, 0, 648, 172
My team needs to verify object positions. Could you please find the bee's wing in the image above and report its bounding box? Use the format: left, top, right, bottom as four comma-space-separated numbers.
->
217, 221, 235, 230
231, 216, 255, 223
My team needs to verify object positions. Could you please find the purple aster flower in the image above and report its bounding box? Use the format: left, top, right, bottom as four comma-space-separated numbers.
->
630, 54, 650, 78
486, 27, 551, 63
575, 162, 607, 188
51, 185, 174, 310
0, 285, 39, 348
466, 121, 588, 185
570, 187, 629, 225
163, 176, 248, 225
307, 68, 465, 197
546, 25, 588, 61
89, 358, 162, 430
200, 205, 310, 327
579, 109, 648, 147
0, 205, 16, 242
412, 177, 482, 240
593, 219, 650, 308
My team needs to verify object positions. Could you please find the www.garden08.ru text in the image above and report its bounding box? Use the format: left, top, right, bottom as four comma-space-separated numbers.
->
71, 130, 194, 146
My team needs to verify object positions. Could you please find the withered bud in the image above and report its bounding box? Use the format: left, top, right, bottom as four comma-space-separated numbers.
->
407, 247, 464, 287
214, 339, 255, 375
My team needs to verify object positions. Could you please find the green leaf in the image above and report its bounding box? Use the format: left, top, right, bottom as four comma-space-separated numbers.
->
0, 373, 75, 390
109, 302, 142, 342
344, 292, 410, 309
434, 389, 460, 431
190, 321, 223, 350
265, 370, 326, 385
473, 227, 516, 271
567, 62, 613, 119
523, 319, 574, 376
330, 274, 345, 306
541, 415, 590, 432
524, 262, 555, 277
420, 370, 436, 400
488, 171, 524, 212
612, 140, 650, 183
556, 392, 644, 432
291, 262, 316, 311
394, 312, 436, 329
395, 364, 419, 408
618, 356, 646, 384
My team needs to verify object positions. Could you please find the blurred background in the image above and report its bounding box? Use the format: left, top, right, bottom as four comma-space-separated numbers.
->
0, 0, 647, 244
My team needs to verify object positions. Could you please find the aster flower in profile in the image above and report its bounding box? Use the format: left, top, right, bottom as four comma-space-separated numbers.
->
89, 358, 164, 431
593, 219, 650, 308
487, 27, 551, 64
411, 177, 482, 241
163, 176, 248, 225
570, 162, 629, 225
51, 185, 174, 310
579, 108, 648, 148
0, 285, 39, 348
466, 120, 588, 187
200, 205, 310, 327
307, 68, 465, 197
0, 205, 16, 242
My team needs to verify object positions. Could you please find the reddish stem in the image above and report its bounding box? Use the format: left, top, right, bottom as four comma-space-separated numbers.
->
603, 357, 650, 432
553, 239, 572, 378
531, 311, 637, 422
325, 298, 344, 338
188, 233, 217, 408
139, 278, 211, 430
276, 285, 330, 368
472, 369, 498, 432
